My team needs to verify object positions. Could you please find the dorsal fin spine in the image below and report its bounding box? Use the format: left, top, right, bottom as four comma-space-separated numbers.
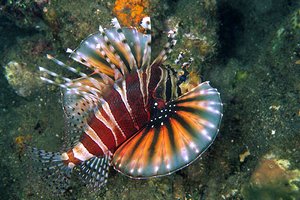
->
151, 27, 178, 66
140, 17, 152, 70
111, 18, 138, 70
97, 26, 127, 76
39, 66, 72, 82
46, 54, 88, 78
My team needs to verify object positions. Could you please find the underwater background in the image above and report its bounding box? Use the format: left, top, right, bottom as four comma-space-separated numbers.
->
0, 0, 299, 199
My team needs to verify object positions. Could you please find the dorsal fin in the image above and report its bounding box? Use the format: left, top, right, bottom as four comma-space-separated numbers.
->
150, 27, 177, 68
68, 17, 152, 81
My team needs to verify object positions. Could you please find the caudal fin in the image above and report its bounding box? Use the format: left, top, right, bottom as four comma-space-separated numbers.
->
29, 147, 72, 193
29, 147, 112, 193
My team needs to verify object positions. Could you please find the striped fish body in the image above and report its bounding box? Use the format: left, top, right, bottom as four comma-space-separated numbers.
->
33, 17, 223, 192
65, 61, 176, 166
75, 72, 149, 159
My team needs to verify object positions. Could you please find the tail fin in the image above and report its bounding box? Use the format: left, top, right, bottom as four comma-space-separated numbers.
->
29, 147, 112, 192
29, 147, 72, 193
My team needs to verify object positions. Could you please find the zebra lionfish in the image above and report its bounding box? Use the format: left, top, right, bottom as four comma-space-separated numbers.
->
33, 17, 223, 191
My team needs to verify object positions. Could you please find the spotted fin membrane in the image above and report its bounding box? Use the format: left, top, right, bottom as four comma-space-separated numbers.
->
30, 148, 72, 194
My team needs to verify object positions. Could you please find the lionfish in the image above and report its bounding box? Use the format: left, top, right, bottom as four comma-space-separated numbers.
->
33, 17, 223, 192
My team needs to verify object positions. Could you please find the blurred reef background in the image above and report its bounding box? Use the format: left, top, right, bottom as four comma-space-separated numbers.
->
0, 0, 300, 199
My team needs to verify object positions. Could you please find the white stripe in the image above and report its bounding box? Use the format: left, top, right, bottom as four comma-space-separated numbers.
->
99, 100, 127, 140
154, 67, 167, 100
68, 162, 75, 168
101, 100, 126, 139
133, 29, 142, 67
170, 70, 177, 99
94, 109, 119, 145
61, 152, 69, 161
201, 129, 212, 141
114, 81, 140, 130
145, 66, 152, 102
71, 51, 93, 69
85, 125, 108, 153
95, 34, 127, 75
141, 17, 151, 30
72, 142, 94, 161
105, 29, 136, 70
141, 34, 151, 69
111, 18, 121, 29
115, 31, 137, 70
137, 70, 147, 107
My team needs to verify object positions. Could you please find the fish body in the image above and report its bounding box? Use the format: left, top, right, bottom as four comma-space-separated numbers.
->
63, 71, 149, 167
34, 17, 223, 191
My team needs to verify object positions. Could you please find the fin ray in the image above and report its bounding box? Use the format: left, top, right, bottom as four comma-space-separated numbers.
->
29, 147, 72, 193
78, 154, 111, 189
70, 22, 152, 80
112, 82, 223, 178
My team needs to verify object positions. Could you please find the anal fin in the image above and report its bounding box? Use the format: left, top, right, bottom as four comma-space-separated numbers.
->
77, 153, 111, 189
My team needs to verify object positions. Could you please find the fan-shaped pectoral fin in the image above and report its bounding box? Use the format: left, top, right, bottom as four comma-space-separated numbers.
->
112, 81, 223, 178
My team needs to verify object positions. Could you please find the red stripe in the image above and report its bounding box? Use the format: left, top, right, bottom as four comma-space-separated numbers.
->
125, 72, 149, 128
103, 87, 138, 139
66, 149, 81, 165
99, 107, 126, 145
88, 114, 117, 152
140, 71, 148, 103
80, 132, 104, 156
147, 65, 162, 97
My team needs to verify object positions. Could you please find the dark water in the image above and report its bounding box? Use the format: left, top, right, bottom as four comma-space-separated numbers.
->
0, 0, 300, 199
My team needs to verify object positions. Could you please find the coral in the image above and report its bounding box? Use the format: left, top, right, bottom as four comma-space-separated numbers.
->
203, 0, 217, 12
42, 6, 60, 36
30, 39, 52, 56
178, 70, 201, 94
183, 34, 216, 61
4, 61, 42, 97
239, 149, 250, 163
235, 70, 248, 82
291, 9, 300, 30
0, 0, 49, 29
113, 0, 149, 28
14, 135, 32, 156
242, 154, 300, 199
